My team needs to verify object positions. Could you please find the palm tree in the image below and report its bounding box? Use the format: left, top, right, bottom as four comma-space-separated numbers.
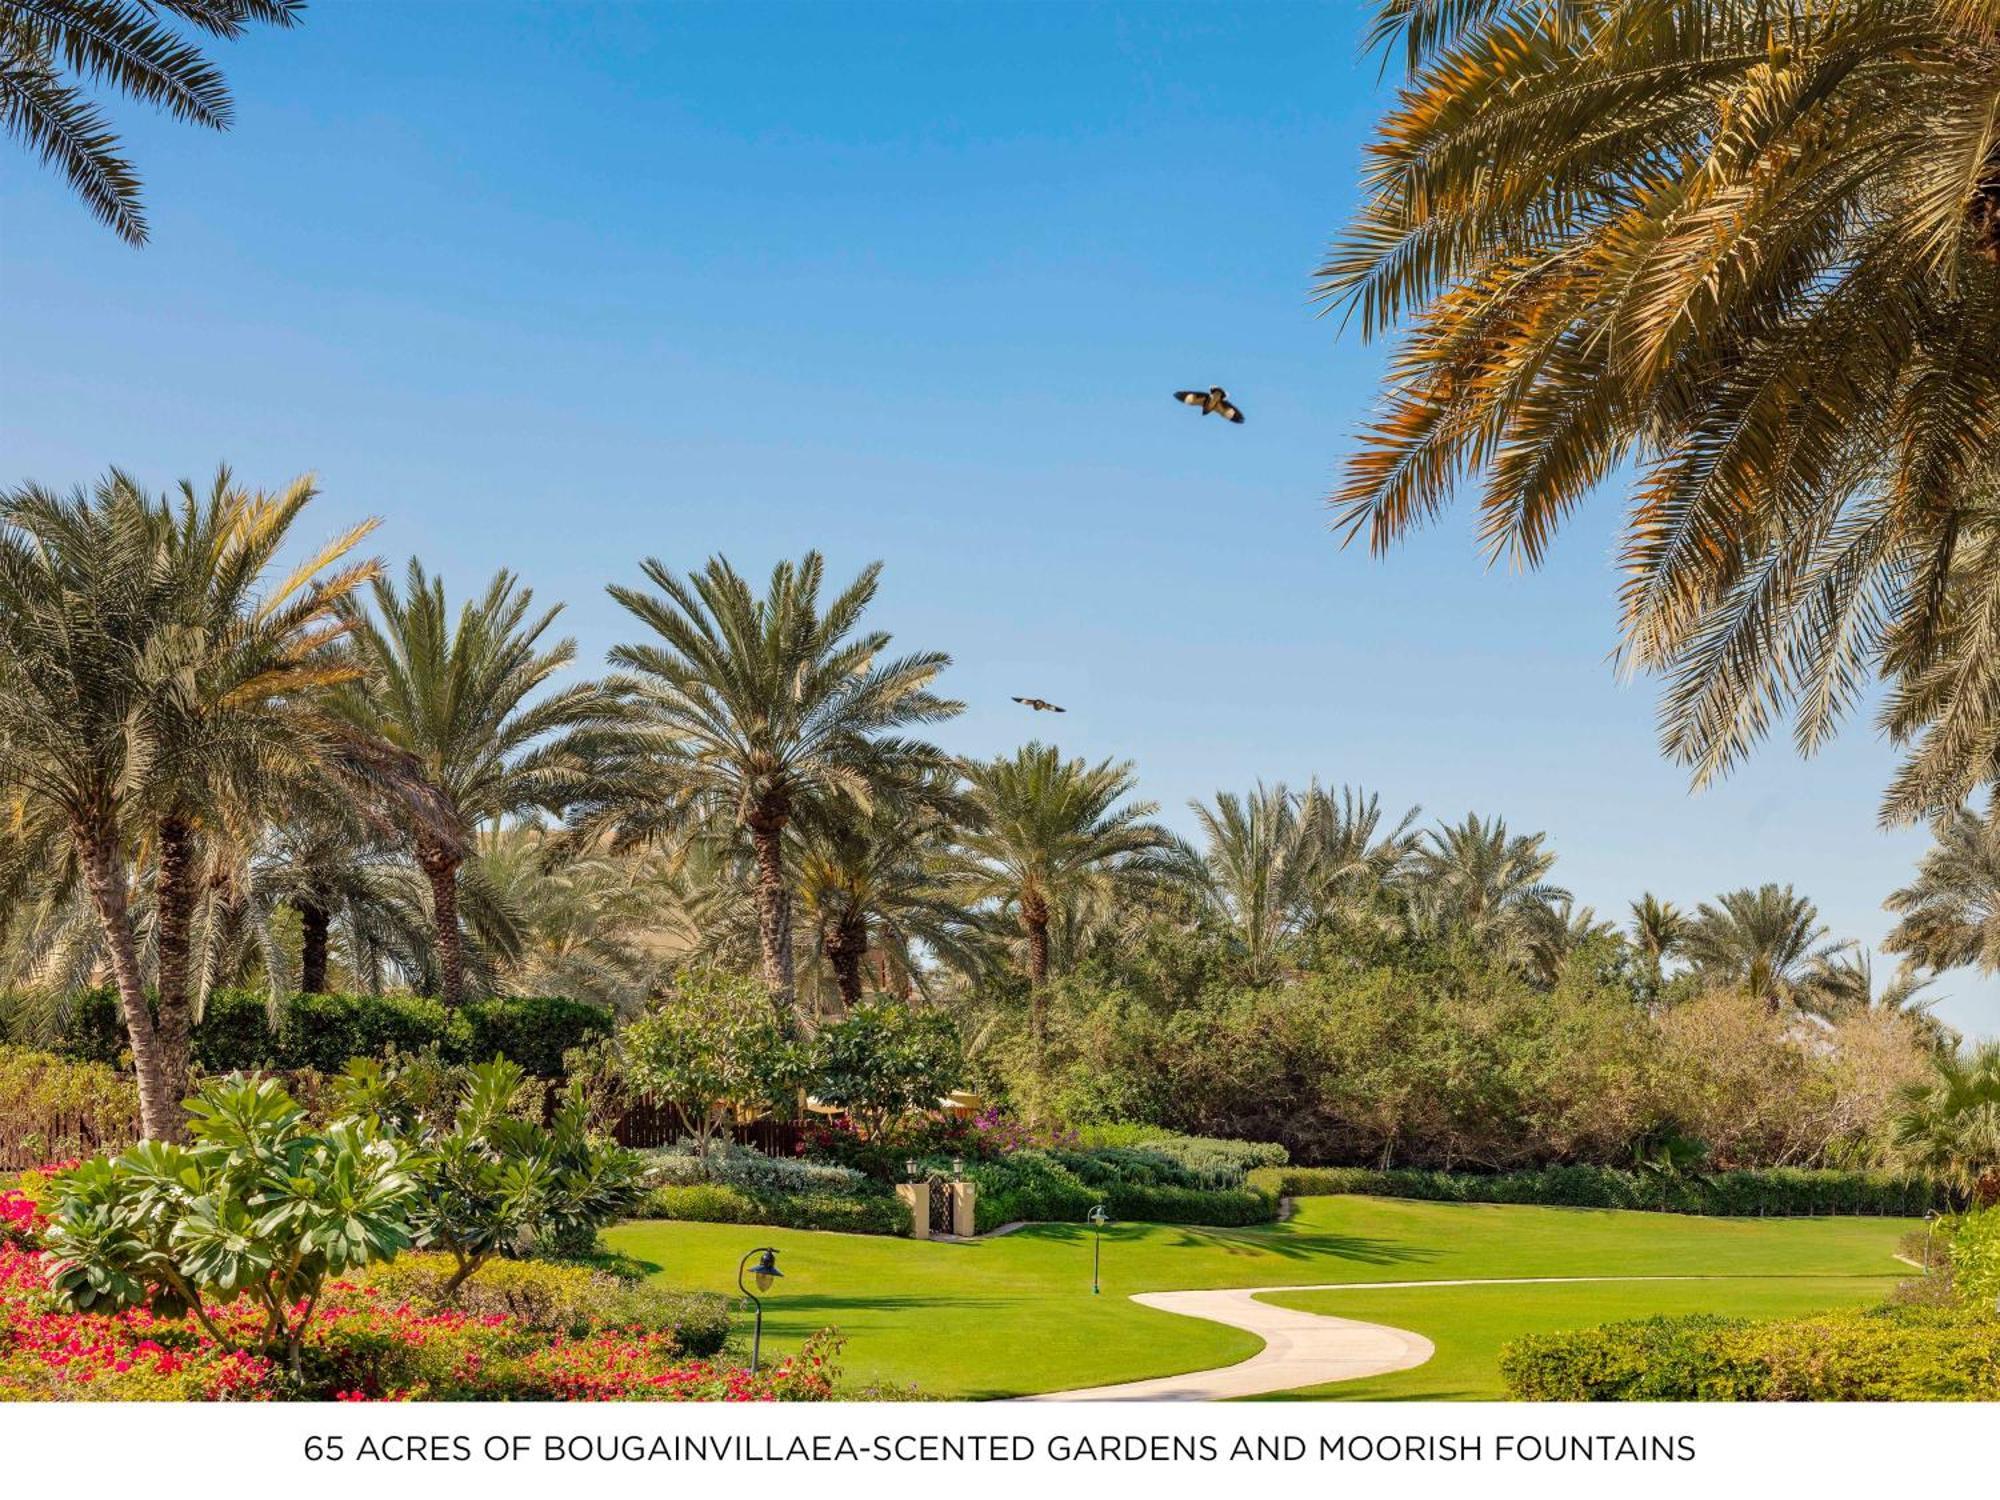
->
1323, 2, 2000, 820
330, 561, 617, 1009
137, 470, 379, 1089
1683, 884, 1852, 1014
588, 551, 960, 1013
1406, 813, 1569, 965
1893, 1041, 2000, 1206
955, 742, 1184, 1050
1188, 782, 1316, 984
1885, 802, 2000, 977
1629, 893, 1688, 993
1297, 781, 1422, 936
1, 1, 303, 246
0, 477, 184, 1134
793, 789, 979, 1014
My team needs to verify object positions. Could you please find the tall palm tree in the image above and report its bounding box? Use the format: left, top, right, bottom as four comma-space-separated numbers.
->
1884, 801, 2000, 977
793, 789, 979, 1015
1683, 884, 1852, 1013
0, 477, 184, 1134
330, 561, 617, 1009
1324, 1, 2000, 819
1629, 893, 1688, 992
588, 552, 960, 1013
1188, 782, 1316, 984
1406, 812, 1568, 965
1, 1, 303, 246
1893, 1041, 2000, 1206
137, 469, 379, 1088
1297, 781, 1422, 935
955, 742, 1184, 1050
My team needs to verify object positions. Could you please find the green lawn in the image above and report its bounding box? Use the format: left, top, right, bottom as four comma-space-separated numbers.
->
602, 1196, 1917, 1399
1252, 1275, 1895, 1401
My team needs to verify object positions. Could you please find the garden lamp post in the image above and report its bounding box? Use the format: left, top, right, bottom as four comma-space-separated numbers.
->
737, 1246, 784, 1372
1088, 1204, 1109, 1294
1923, 1210, 1939, 1272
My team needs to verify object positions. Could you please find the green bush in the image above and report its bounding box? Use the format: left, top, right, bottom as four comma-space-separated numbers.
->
1073, 1124, 1289, 1180
638, 1182, 910, 1236
1501, 1305, 2000, 1401
964, 1150, 1278, 1231
0, 1045, 141, 1169
351, 1251, 731, 1355
1253, 1164, 1944, 1216
45, 988, 610, 1078
1945, 1206, 2000, 1307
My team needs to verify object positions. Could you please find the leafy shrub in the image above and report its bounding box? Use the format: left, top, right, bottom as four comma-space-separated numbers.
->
334, 1056, 645, 1292
0, 1046, 141, 1170
961, 1149, 1277, 1231
641, 1140, 869, 1194
809, 1002, 963, 1136
39, 1076, 421, 1374
1501, 1305, 2000, 1401
1073, 1124, 1289, 1181
1945, 1206, 2000, 1307
45, 988, 611, 1078
621, 972, 807, 1160
638, 1182, 909, 1236
1104, 1182, 1274, 1226
1253, 1165, 1944, 1216
349, 1251, 731, 1355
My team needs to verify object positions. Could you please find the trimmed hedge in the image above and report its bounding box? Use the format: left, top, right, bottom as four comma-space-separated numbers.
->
1944, 1206, 2000, 1306
1251, 1164, 1945, 1217
638, 1182, 911, 1237
1500, 1306, 2000, 1401
966, 1150, 1278, 1232
40, 988, 611, 1078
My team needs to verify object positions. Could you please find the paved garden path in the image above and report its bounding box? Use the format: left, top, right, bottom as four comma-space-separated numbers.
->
1024, 1275, 1743, 1401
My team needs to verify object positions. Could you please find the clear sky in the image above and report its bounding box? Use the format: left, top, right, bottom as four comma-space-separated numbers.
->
3, 1, 1991, 1038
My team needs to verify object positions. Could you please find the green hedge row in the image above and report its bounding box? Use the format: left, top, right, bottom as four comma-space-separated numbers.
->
637, 1182, 912, 1237
966, 1150, 1277, 1232
36, 988, 611, 1079
1500, 1306, 2000, 1401
1250, 1164, 1945, 1217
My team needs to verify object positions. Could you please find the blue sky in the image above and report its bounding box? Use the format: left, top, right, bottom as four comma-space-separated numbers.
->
3, 1, 1990, 1037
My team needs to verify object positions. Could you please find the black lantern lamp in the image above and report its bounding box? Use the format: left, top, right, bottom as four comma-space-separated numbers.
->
737, 1246, 784, 1371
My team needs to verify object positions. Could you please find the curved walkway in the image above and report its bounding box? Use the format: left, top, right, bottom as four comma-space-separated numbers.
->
1023, 1274, 1753, 1402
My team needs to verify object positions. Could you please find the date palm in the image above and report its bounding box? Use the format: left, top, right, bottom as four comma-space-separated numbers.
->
1406, 813, 1569, 966
1188, 782, 1316, 984
587, 551, 960, 1013
1298, 781, 1422, 934
1326, 1, 2000, 818
1884, 801, 2000, 977
1629, 893, 1689, 993
329, 561, 617, 1009
1683, 884, 1852, 1013
0, 476, 190, 1134
955, 742, 1184, 1050
1893, 1040, 2000, 1206
1, 1, 303, 246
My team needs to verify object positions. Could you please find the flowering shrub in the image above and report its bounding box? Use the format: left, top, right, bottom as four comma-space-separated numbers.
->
1, 1209, 840, 1402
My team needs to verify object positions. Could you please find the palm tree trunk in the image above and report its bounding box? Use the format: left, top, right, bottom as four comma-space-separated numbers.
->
151, 813, 198, 1097
297, 893, 330, 993
748, 800, 795, 1012
824, 911, 868, 1013
1022, 891, 1051, 1052
74, 826, 181, 1141
417, 837, 466, 1009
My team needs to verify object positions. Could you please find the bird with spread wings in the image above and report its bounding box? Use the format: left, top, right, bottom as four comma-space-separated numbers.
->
1174, 386, 1244, 423
1012, 696, 1065, 713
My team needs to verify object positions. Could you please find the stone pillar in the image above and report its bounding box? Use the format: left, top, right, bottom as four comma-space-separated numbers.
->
950, 1181, 977, 1238
895, 1182, 929, 1239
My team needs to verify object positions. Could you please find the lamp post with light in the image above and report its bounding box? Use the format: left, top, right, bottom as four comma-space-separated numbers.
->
1088, 1204, 1109, 1294
737, 1246, 784, 1372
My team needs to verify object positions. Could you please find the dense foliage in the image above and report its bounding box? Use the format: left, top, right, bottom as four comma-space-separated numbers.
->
1256, 1166, 1944, 1217
30, 989, 612, 1079
1500, 1306, 2000, 1402
0, 1047, 140, 1169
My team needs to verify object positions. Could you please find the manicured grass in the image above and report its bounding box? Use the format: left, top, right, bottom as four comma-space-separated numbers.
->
1252, 1275, 1897, 1401
602, 1195, 1917, 1398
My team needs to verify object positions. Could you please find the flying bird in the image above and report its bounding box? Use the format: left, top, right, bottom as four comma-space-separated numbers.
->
1012, 697, 1066, 713
1174, 386, 1245, 423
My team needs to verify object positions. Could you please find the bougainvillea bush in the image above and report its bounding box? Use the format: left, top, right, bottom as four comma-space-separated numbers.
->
1, 1170, 838, 1402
